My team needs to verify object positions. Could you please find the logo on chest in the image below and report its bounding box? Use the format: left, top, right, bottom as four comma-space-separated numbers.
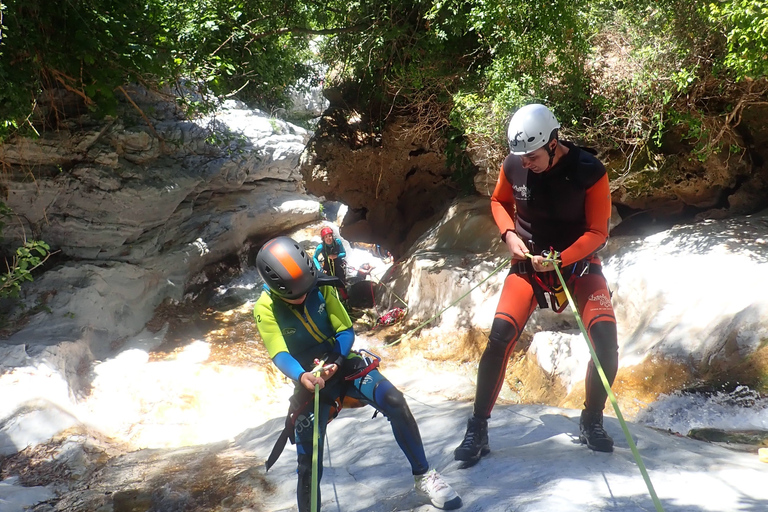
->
318, 303, 325, 315
513, 184, 531, 200
282, 327, 297, 336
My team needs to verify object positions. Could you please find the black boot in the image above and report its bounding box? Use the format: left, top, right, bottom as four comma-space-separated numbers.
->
579, 410, 614, 453
454, 416, 490, 467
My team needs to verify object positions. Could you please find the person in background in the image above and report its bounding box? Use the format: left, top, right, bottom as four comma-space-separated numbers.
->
454, 103, 619, 467
374, 244, 393, 263
254, 236, 463, 511
313, 227, 347, 282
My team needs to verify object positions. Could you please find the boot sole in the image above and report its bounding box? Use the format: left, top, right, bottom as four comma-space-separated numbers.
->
579, 434, 614, 453
456, 446, 490, 469
438, 496, 463, 510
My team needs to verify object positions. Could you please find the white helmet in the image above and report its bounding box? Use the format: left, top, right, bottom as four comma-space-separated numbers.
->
507, 103, 560, 155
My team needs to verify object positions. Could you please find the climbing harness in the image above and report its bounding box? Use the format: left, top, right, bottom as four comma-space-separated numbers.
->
328, 257, 338, 277
540, 253, 665, 512
344, 349, 381, 381
385, 247, 602, 344
265, 349, 383, 471
265, 390, 312, 471
510, 248, 598, 312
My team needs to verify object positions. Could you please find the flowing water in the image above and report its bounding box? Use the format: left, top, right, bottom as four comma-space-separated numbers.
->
5, 235, 766, 457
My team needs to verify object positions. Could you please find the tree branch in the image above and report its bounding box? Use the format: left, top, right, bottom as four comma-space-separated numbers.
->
244, 23, 370, 43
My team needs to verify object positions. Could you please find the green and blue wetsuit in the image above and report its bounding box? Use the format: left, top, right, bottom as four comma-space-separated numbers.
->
254, 284, 429, 512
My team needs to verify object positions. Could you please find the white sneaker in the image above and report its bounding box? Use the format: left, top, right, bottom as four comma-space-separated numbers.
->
414, 469, 463, 510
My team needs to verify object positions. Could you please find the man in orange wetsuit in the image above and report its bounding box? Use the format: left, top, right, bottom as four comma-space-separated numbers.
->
454, 103, 619, 466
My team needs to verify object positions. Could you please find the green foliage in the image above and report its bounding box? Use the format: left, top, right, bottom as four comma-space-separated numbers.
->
1, 239, 51, 299
2, 0, 767, 171
582, 2, 712, 152
445, 130, 478, 196
708, 0, 768, 80
319, 0, 768, 165
0, 0, 316, 141
430, 0, 594, 132
0, 202, 52, 299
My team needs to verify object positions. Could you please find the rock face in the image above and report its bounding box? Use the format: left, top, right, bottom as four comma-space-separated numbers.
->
611, 101, 768, 220
299, 109, 458, 256
1, 87, 320, 362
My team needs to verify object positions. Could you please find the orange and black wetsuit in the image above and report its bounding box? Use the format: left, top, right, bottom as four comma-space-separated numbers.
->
474, 141, 618, 419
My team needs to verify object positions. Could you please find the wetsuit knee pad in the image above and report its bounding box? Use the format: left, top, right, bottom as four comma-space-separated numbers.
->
297, 451, 323, 478
588, 320, 619, 382
487, 317, 519, 353
297, 453, 312, 477
588, 321, 618, 355
376, 381, 417, 424
382, 385, 406, 408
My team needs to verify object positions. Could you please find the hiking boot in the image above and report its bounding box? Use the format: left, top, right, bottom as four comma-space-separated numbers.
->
453, 416, 489, 467
415, 469, 463, 510
579, 410, 614, 453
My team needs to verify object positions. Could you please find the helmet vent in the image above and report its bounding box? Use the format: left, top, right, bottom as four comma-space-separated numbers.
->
255, 236, 319, 298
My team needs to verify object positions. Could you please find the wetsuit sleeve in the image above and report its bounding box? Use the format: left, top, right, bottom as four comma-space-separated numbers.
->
334, 327, 354, 357
490, 164, 517, 237
253, 292, 305, 381
313, 244, 323, 269
272, 352, 305, 381
254, 292, 287, 358
559, 173, 611, 266
335, 239, 346, 259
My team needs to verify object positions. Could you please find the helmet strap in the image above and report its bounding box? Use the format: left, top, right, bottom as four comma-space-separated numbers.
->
544, 139, 557, 171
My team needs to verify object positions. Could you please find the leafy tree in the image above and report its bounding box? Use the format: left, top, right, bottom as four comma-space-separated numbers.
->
1, 0, 766, 165
0, 0, 319, 139
708, 0, 768, 80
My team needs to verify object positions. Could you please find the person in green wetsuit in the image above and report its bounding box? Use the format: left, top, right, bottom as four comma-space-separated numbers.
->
254, 236, 462, 512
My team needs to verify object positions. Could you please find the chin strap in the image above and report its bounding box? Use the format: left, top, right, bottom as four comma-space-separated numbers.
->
543, 139, 557, 171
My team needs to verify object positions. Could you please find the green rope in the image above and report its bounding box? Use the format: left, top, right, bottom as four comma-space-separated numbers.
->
369, 271, 409, 308
543, 255, 665, 512
310, 360, 325, 512
387, 257, 511, 346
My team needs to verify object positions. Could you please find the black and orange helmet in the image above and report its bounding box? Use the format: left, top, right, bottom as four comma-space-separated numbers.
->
256, 237, 318, 299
